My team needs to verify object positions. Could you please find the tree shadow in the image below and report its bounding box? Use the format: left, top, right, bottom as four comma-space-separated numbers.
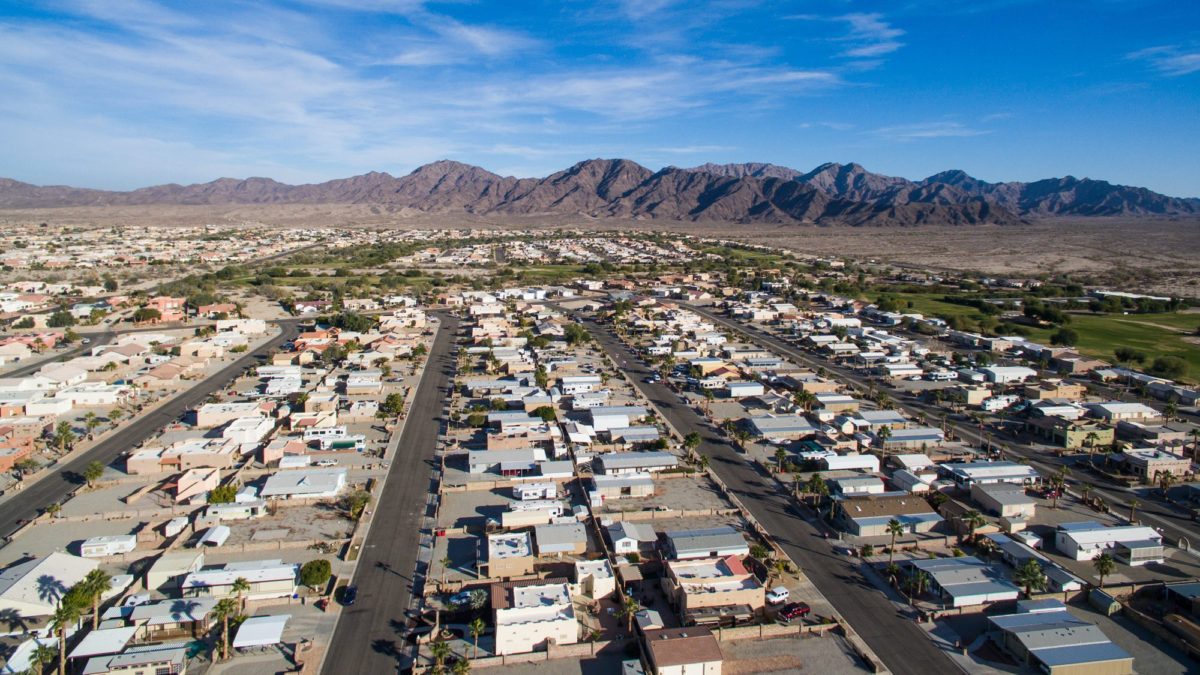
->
36, 574, 67, 607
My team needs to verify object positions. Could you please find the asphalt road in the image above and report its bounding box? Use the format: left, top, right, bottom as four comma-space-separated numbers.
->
3, 332, 117, 378
323, 313, 459, 675
580, 315, 955, 675
683, 304, 1200, 548
0, 322, 299, 541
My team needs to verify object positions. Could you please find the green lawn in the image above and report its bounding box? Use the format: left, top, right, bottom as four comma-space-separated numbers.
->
1024, 313, 1200, 382
885, 292, 1200, 382
885, 292, 984, 319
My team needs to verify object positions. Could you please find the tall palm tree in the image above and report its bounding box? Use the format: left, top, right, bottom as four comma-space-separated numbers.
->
82, 569, 112, 630
452, 658, 471, 675
1013, 559, 1047, 598
876, 425, 892, 459
1128, 499, 1140, 525
469, 617, 485, 659
886, 519, 904, 566
231, 577, 251, 614
775, 447, 788, 473
1093, 553, 1116, 588
440, 556, 453, 587
83, 411, 100, 440
50, 601, 80, 675
213, 598, 238, 661
1085, 432, 1100, 464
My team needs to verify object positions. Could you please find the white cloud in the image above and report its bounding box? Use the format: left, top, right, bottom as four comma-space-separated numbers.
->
838, 13, 905, 58
1127, 45, 1200, 77
872, 121, 990, 141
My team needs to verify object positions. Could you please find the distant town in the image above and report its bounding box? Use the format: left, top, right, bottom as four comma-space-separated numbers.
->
1, 224, 1199, 675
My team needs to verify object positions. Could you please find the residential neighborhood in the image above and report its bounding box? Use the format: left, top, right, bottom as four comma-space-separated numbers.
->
0, 228, 1198, 675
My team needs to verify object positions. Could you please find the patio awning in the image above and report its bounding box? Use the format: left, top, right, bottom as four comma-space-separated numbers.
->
233, 614, 290, 648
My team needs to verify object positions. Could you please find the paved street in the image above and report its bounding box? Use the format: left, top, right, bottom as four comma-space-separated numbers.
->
0, 322, 299, 540
323, 313, 459, 675
580, 314, 955, 675
684, 304, 1200, 550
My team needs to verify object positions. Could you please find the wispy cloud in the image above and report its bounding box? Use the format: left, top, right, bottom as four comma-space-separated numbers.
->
1127, 45, 1200, 77
786, 12, 905, 62
872, 121, 990, 141
839, 13, 905, 58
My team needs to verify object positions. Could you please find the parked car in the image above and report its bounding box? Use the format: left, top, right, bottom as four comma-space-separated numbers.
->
777, 602, 811, 623
447, 591, 474, 606
766, 586, 790, 605
342, 585, 358, 606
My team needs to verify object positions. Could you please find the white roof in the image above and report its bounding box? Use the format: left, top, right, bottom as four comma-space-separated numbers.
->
69, 627, 137, 659
197, 525, 231, 547
1058, 522, 1161, 546
183, 560, 297, 590
259, 468, 346, 497
232, 614, 290, 648
0, 552, 99, 616
3, 637, 58, 674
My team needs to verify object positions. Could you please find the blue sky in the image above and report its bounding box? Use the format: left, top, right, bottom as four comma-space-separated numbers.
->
0, 0, 1197, 196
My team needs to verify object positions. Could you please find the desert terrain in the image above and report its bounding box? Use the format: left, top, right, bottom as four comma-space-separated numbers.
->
3, 204, 1197, 297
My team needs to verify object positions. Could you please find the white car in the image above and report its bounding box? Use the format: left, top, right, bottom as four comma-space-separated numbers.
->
315, 459, 338, 467
766, 586, 790, 605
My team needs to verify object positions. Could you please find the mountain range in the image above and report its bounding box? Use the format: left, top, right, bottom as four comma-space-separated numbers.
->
2, 159, 1196, 226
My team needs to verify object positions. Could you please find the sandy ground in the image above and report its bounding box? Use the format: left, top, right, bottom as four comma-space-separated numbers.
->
3, 205, 1196, 296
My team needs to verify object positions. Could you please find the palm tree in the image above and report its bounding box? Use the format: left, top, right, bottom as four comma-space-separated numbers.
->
618, 594, 639, 633
53, 420, 75, 454
1085, 432, 1100, 464
83, 411, 100, 440
213, 597, 238, 661
452, 658, 471, 675
82, 569, 112, 630
50, 601, 80, 675
108, 407, 124, 424
1128, 499, 1140, 525
1160, 470, 1177, 496
774, 447, 788, 472
231, 577, 251, 613
440, 556, 452, 588
45, 502, 61, 519
30, 642, 56, 675
805, 473, 828, 507
1093, 553, 1116, 588
876, 425, 892, 458
1080, 484, 1092, 505
1014, 559, 1047, 598
886, 519, 904, 566
698, 455, 709, 472
469, 617, 485, 659
430, 640, 451, 671
792, 390, 816, 412
906, 570, 930, 604
1164, 401, 1178, 421
961, 510, 986, 543
683, 432, 701, 462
